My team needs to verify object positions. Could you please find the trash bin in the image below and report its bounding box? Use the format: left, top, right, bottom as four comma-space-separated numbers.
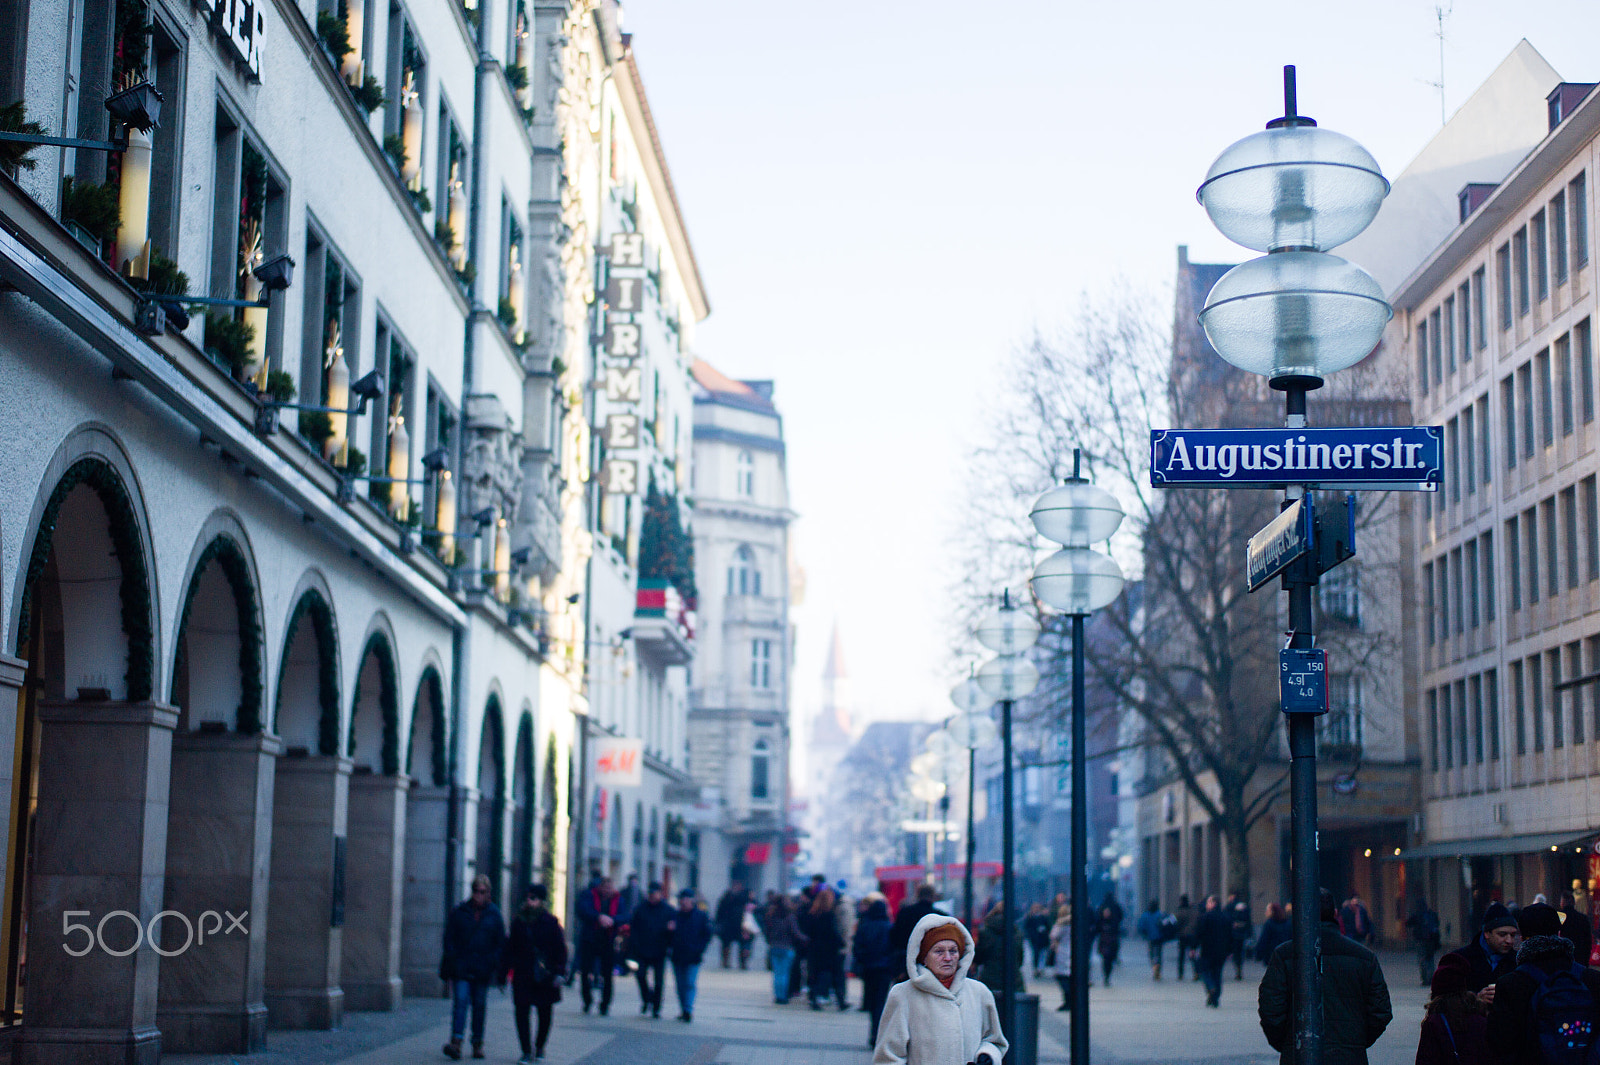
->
1007, 991, 1039, 1065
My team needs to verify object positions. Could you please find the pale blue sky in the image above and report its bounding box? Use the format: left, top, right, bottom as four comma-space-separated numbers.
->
619, 1, 1600, 731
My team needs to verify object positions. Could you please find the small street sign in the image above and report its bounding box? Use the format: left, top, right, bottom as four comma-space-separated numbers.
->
1280, 648, 1329, 715
1150, 426, 1442, 491
1247, 497, 1313, 592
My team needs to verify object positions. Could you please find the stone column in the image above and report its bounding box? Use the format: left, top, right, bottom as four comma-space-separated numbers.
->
264, 754, 350, 1030
157, 729, 280, 1052
20, 700, 177, 1065
341, 771, 408, 1010
400, 783, 451, 996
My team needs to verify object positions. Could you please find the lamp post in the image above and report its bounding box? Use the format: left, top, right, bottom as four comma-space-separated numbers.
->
1194, 67, 1390, 1065
976, 596, 1040, 1056
1029, 452, 1125, 1065
947, 680, 998, 926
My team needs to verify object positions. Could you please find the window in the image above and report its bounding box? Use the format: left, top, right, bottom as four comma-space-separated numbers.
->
1463, 404, 1476, 493
1473, 267, 1488, 351
436, 111, 468, 263
1514, 227, 1531, 316
736, 449, 754, 497
1519, 362, 1536, 457
1497, 243, 1513, 329
1502, 376, 1518, 470
1418, 318, 1430, 394
1467, 538, 1480, 628
1507, 518, 1522, 610
299, 223, 362, 461
1513, 659, 1527, 754
1482, 531, 1496, 622
750, 639, 772, 689
1585, 476, 1600, 581
1487, 668, 1501, 761
1580, 319, 1595, 424
1568, 643, 1585, 744
368, 317, 417, 518
1431, 308, 1444, 385
1437, 561, 1450, 640
1537, 349, 1554, 447
1559, 334, 1575, 436
1424, 561, 1435, 643
1320, 674, 1363, 752
1471, 674, 1485, 764
1444, 296, 1457, 373
1456, 679, 1470, 768
500, 200, 525, 338
1428, 689, 1440, 771
1590, 638, 1600, 738
1552, 650, 1565, 748
1447, 417, 1460, 505
1478, 397, 1492, 486
1531, 654, 1546, 751
423, 377, 458, 547
1543, 497, 1559, 599
726, 544, 760, 597
211, 110, 288, 379
751, 739, 770, 800
1554, 191, 1570, 284
1318, 565, 1360, 627
1452, 548, 1465, 634
1534, 209, 1550, 301
1441, 683, 1454, 768
385, 7, 427, 191
1573, 171, 1589, 267
1565, 487, 1580, 591
1525, 508, 1540, 604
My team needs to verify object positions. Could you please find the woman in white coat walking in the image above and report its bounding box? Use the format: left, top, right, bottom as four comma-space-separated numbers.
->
872, 912, 1009, 1065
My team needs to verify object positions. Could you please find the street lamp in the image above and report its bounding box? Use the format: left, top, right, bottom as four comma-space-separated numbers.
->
975, 594, 1039, 1055
1194, 66, 1389, 1065
947, 679, 998, 926
1030, 452, 1124, 1065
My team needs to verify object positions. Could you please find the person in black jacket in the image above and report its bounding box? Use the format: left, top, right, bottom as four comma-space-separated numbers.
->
1486, 902, 1600, 1065
888, 882, 946, 979
802, 887, 847, 1010
714, 881, 752, 968
1022, 903, 1053, 977
575, 876, 623, 1015
504, 884, 568, 1064
1442, 901, 1522, 1004
441, 874, 508, 1061
628, 882, 673, 1018
668, 889, 714, 1021
1195, 895, 1234, 1008
1257, 889, 1392, 1065
852, 897, 895, 1047
1560, 890, 1595, 964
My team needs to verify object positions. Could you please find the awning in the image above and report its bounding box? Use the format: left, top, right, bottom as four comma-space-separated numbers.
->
1386, 830, 1599, 861
742, 843, 772, 865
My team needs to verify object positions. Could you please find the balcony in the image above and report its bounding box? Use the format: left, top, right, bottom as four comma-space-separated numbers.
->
724, 595, 785, 629
633, 579, 693, 665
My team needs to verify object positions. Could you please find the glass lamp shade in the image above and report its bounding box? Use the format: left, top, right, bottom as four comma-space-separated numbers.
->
946, 713, 998, 750
1199, 251, 1391, 381
1030, 482, 1124, 547
975, 654, 1039, 701
926, 730, 963, 759
1031, 547, 1125, 615
908, 775, 946, 803
975, 604, 1040, 655
1198, 126, 1389, 253
949, 678, 994, 716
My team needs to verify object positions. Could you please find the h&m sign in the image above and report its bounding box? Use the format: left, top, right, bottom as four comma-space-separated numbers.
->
600, 232, 646, 496
194, 0, 264, 79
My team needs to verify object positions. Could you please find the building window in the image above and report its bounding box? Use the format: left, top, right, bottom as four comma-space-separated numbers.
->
1589, 640, 1600, 738
1447, 417, 1460, 505
1568, 642, 1584, 744
368, 318, 417, 518
1513, 660, 1527, 755
1514, 226, 1531, 316
736, 449, 754, 497
1482, 531, 1496, 622
299, 224, 362, 460
750, 639, 772, 689
1502, 375, 1517, 470
1431, 308, 1443, 385
751, 739, 770, 800
1559, 334, 1575, 436
1525, 508, 1540, 604
727, 544, 760, 597
1452, 548, 1465, 635
1585, 476, 1600, 581
1497, 243, 1513, 329
1506, 518, 1522, 611
1565, 487, 1580, 591
1441, 683, 1454, 769
385, 6, 427, 190
1467, 538, 1480, 628
1424, 562, 1435, 644
1537, 349, 1554, 447
1573, 171, 1589, 267
1318, 565, 1360, 627
1428, 689, 1439, 771
1519, 363, 1536, 458
1580, 319, 1595, 424
1438, 561, 1450, 639
1320, 674, 1362, 752
1456, 679, 1470, 768
1554, 191, 1570, 284
1459, 282, 1472, 362
1463, 404, 1476, 493
1444, 296, 1457, 374
210, 110, 288, 380
1534, 209, 1550, 301
1473, 267, 1488, 350
1486, 668, 1501, 761
1531, 654, 1546, 751
1418, 319, 1430, 394
1471, 674, 1485, 764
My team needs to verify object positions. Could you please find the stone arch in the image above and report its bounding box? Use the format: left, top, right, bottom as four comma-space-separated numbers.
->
274, 584, 340, 755
348, 624, 399, 774
510, 712, 535, 898
475, 695, 506, 907
170, 520, 265, 733
406, 663, 448, 786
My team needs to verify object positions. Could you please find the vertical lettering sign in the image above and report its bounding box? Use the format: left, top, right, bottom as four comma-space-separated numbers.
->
601, 232, 646, 496
193, 0, 264, 79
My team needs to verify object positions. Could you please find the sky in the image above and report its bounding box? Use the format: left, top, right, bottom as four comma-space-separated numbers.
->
616, 1, 1600, 737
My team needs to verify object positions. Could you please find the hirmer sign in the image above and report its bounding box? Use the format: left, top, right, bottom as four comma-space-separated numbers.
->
1150, 426, 1441, 491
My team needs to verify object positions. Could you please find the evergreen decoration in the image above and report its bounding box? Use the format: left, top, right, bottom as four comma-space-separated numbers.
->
382, 133, 407, 172
0, 101, 46, 174
407, 668, 447, 785
61, 178, 121, 243
278, 589, 340, 755
497, 296, 517, 329
316, 7, 352, 66
505, 65, 528, 91
345, 446, 367, 476
142, 248, 189, 296
18, 457, 154, 701
204, 311, 256, 376
409, 184, 431, 214
540, 733, 559, 887
173, 536, 264, 732
264, 370, 297, 403
300, 409, 334, 450
638, 473, 698, 604
349, 635, 400, 774
352, 75, 385, 114
112, 0, 152, 86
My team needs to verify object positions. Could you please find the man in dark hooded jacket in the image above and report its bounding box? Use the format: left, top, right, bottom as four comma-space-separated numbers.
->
1443, 901, 1522, 1003
1258, 889, 1392, 1065
1487, 902, 1600, 1065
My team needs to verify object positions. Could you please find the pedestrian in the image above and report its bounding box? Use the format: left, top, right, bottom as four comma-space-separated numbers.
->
802, 886, 846, 1010
1403, 896, 1442, 988
627, 881, 672, 1018
1023, 903, 1053, 977
619, 872, 643, 921
1340, 894, 1374, 946
761, 894, 806, 1003
575, 875, 622, 1015
1096, 901, 1124, 986
1174, 894, 1198, 981
504, 884, 567, 1064
1135, 899, 1167, 980
1560, 889, 1595, 964
852, 896, 895, 1047
1254, 903, 1291, 965
971, 900, 1025, 999
1486, 901, 1600, 1065
872, 914, 1009, 1065
1442, 901, 1522, 1003
1258, 889, 1392, 1065
667, 888, 713, 1022
889, 882, 947, 979
441, 874, 508, 1061
1196, 895, 1233, 1008
1414, 953, 1489, 1065
715, 880, 752, 969
1226, 891, 1252, 979
832, 883, 856, 1010
1048, 906, 1073, 1011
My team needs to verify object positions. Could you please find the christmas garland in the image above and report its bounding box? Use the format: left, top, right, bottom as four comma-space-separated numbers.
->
540, 733, 559, 887
172, 536, 264, 732
17, 457, 154, 701
349, 633, 400, 774
278, 589, 340, 755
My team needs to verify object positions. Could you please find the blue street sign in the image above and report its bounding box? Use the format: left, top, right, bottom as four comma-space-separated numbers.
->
1280, 648, 1329, 715
1247, 496, 1312, 592
1150, 426, 1441, 491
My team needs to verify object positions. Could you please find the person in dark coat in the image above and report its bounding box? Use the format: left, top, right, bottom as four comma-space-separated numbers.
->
971, 902, 1025, 997
1226, 891, 1252, 979
574, 876, 623, 1015
441, 874, 508, 1061
1560, 889, 1594, 964
1486, 902, 1600, 1065
1023, 903, 1053, 977
1095, 902, 1124, 986
1404, 896, 1442, 987
1258, 889, 1392, 1065
1254, 903, 1291, 965
852, 897, 895, 1047
761, 894, 806, 1003
1174, 895, 1198, 981
1442, 901, 1522, 1004
668, 889, 714, 1021
1414, 953, 1490, 1065
504, 884, 568, 1064
714, 881, 752, 968
888, 882, 947, 979
628, 882, 673, 1018
802, 887, 847, 1010
1196, 895, 1235, 1008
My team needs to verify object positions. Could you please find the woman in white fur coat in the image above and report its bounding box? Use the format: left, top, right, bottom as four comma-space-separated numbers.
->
872, 912, 1009, 1065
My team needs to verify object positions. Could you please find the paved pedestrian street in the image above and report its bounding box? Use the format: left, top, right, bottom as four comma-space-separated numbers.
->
165, 951, 1432, 1065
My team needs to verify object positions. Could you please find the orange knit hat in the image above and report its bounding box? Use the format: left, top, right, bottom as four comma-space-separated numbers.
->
916, 922, 965, 967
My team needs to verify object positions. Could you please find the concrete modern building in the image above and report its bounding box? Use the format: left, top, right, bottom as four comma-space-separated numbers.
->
685, 360, 795, 894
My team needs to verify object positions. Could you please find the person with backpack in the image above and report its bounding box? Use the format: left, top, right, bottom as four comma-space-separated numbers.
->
1486, 902, 1600, 1065
851, 896, 895, 1046
1135, 900, 1169, 981
1405, 897, 1443, 988
1258, 889, 1392, 1065
1414, 953, 1490, 1065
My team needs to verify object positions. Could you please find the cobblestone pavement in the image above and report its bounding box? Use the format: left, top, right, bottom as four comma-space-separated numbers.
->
165, 949, 1431, 1065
